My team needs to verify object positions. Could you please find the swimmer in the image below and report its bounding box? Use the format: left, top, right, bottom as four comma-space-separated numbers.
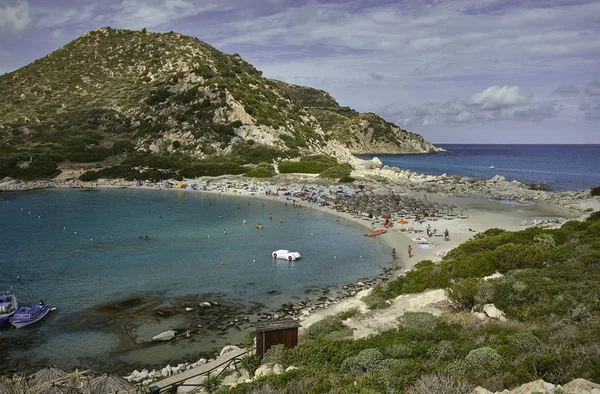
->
243, 219, 247, 224
224, 229, 227, 235
336, 216, 340, 223
279, 218, 284, 223
144, 235, 149, 240
269, 213, 273, 220
237, 204, 240, 209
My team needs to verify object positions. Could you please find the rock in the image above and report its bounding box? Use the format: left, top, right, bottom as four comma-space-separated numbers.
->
483, 304, 507, 322
220, 345, 241, 357
185, 307, 193, 312
237, 371, 250, 384
197, 358, 207, 365
508, 379, 555, 393
254, 364, 273, 378
222, 374, 238, 387
152, 330, 176, 341
473, 312, 488, 321
199, 302, 212, 308
272, 364, 284, 375
472, 387, 494, 394
161, 367, 170, 377
563, 378, 600, 393
285, 366, 298, 372
489, 175, 506, 182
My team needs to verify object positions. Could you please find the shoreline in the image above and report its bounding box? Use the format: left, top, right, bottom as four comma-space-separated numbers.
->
0, 176, 596, 383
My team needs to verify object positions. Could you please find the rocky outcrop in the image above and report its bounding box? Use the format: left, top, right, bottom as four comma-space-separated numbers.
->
0, 179, 61, 192
472, 378, 600, 394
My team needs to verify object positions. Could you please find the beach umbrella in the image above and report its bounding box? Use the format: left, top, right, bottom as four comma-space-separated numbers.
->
90, 374, 135, 394
381, 215, 391, 219
398, 219, 408, 224
29, 366, 68, 388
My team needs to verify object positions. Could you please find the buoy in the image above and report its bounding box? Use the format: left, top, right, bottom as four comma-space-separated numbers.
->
360, 256, 363, 258
74, 232, 77, 235
17, 275, 21, 280
21, 208, 23, 210
90, 238, 93, 241
50, 307, 57, 311
253, 259, 256, 262
334, 256, 337, 259
311, 233, 313, 235
221, 261, 225, 265
29, 211, 31, 214
63, 227, 66, 230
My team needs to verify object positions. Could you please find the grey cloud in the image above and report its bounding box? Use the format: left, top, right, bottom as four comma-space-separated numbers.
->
553, 85, 580, 95
0, 0, 34, 36
584, 104, 600, 120
394, 86, 561, 127
369, 72, 384, 81
584, 77, 600, 96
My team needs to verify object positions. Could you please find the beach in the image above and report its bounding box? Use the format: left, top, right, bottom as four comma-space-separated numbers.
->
0, 173, 593, 385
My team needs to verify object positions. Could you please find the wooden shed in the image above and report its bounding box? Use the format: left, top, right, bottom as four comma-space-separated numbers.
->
254, 320, 301, 358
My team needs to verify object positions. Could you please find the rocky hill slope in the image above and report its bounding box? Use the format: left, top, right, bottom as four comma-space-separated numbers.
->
0, 27, 439, 180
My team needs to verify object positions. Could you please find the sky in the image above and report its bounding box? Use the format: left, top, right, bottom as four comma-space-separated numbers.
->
1, 0, 599, 144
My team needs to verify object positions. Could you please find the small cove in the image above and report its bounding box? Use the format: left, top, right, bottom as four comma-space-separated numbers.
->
0, 188, 389, 373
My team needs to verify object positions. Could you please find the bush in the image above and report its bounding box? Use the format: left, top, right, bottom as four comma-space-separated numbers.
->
407, 373, 474, 394
245, 168, 274, 178
338, 176, 355, 183
338, 307, 360, 320
340, 348, 384, 374
465, 347, 502, 369
506, 332, 542, 354
589, 186, 600, 196
398, 312, 438, 337
306, 316, 344, 339
180, 163, 246, 177
446, 277, 482, 311
279, 155, 338, 174
263, 344, 285, 366
319, 165, 351, 179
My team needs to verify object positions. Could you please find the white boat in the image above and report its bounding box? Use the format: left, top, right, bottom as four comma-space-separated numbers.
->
489, 166, 495, 169
272, 249, 301, 261
152, 330, 176, 341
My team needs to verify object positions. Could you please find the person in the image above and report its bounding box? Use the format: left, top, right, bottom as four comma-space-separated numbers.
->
408, 245, 413, 258
371, 218, 376, 229
336, 216, 340, 223
444, 229, 450, 241
279, 218, 284, 223
391, 248, 397, 260
243, 219, 247, 224
269, 213, 273, 220
144, 235, 149, 240
223, 229, 227, 235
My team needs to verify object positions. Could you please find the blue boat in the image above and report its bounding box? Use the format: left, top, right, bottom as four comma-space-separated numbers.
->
0, 294, 18, 328
9, 304, 51, 329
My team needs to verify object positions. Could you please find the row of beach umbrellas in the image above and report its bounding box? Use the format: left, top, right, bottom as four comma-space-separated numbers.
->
0, 366, 139, 394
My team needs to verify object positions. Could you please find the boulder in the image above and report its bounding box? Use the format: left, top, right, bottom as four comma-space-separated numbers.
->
508, 379, 554, 393
563, 378, 600, 393
272, 364, 284, 375
199, 302, 212, 308
220, 345, 241, 357
285, 366, 298, 372
254, 364, 273, 378
152, 330, 176, 341
472, 387, 493, 394
483, 304, 507, 322
489, 175, 506, 182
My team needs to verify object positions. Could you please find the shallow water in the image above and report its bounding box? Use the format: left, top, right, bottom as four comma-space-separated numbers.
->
0, 188, 389, 372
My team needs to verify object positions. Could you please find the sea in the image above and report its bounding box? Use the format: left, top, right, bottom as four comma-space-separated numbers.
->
360, 144, 600, 192
0, 188, 389, 372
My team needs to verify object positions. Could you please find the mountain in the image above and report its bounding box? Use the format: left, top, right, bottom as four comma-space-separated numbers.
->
0, 27, 440, 180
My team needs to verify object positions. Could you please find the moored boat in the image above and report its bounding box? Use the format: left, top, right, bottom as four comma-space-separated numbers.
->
364, 229, 387, 237
0, 294, 18, 328
272, 249, 302, 261
9, 304, 51, 329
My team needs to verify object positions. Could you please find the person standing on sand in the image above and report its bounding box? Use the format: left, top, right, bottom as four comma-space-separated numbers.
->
336, 216, 340, 224
391, 248, 397, 260
408, 245, 413, 258
444, 229, 450, 241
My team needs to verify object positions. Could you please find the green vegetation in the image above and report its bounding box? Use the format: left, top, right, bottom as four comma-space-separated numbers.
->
591, 186, 600, 196
278, 155, 339, 174
229, 213, 600, 393
319, 164, 352, 179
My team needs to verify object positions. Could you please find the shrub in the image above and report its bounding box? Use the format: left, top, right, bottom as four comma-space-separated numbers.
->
263, 344, 285, 366
398, 312, 438, 337
590, 186, 600, 196
239, 353, 261, 376
465, 347, 502, 369
340, 348, 384, 374
338, 307, 360, 320
180, 163, 246, 177
407, 373, 474, 394
200, 372, 223, 394
446, 277, 482, 310
427, 340, 456, 363
306, 316, 344, 339
245, 168, 274, 178
384, 343, 413, 359
507, 332, 542, 354
338, 176, 355, 183
319, 165, 351, 179
279, 155, 338, 174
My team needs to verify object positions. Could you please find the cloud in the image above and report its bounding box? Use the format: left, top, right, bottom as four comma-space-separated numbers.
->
390, 85, 562, 127
0, 0, 34, 36
468, 86, 531, 110
584, 104, 600, 120
584, 77, 600, 96
369, 72, 384, 81
553, 85, 580, 95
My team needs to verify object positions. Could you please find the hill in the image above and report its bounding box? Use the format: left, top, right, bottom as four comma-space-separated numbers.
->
0, 27, 440, 180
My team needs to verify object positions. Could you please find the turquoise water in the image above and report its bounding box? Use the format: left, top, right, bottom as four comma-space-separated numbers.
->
0, 188, 389, 371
